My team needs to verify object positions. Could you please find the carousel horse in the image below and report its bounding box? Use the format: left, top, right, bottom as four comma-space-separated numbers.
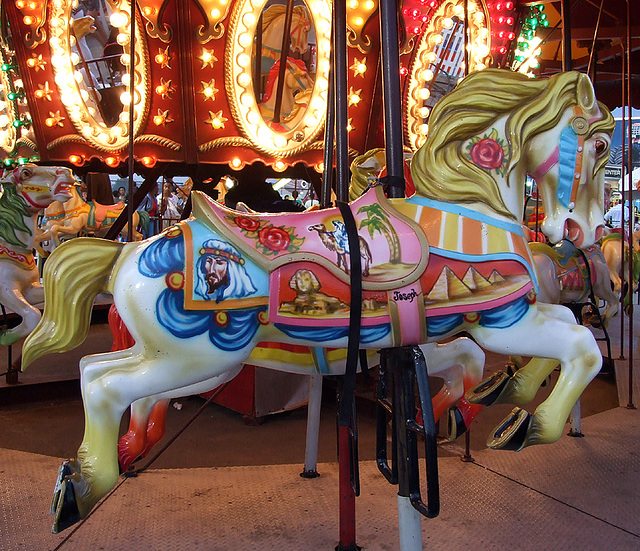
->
530, 239, 619, 327
22, 69, 615, 533
108, 302, 485, 472
0, 165, 74, 346
259, 4, 311, 76
259, 58, 314, 130
600, 231, 640, 314
35, 183, 150, 248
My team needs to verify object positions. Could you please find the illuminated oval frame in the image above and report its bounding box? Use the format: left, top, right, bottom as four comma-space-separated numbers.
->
225, 0, 332, 158
405, 0, 490, 151
0, 69, 18, 154
48, 0, 150, 152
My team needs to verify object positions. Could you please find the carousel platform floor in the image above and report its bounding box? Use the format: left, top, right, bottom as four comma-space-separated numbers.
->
1, 303, 639, 550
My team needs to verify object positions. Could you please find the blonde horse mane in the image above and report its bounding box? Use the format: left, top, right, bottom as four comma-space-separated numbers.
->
22, 238, 127, 368
411, 69, 615, 219
261, 5, 310, 42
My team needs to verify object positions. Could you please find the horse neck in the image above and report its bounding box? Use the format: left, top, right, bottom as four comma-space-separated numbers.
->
65, 187, 87, 211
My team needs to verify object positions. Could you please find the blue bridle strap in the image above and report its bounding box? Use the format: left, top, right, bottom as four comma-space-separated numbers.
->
556, 125, 579, 208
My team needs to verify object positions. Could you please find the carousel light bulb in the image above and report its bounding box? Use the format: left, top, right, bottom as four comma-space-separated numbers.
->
105, 156, 118, 166
273, 135, 287, 148
110, 12, 127, 27
427, 52, 437, 62
120, 91, 131, 105
70, 52, 79, 64
116, 33, 129, 46
202, 51, 213, 63
153, 114, 164, 125
238, 73, 251, 87
350, 0, 358, 8
231, 158, 242, 169
45, 117, 55, 127
247, 111, 260, 125
80, 89, 89, 101
422, 69, 434, 81
454, 5, 464, 15
34, 89, 45, 99
274, 160, 286, 172
243, 12, 256, 25
142, 6, 155, 16
420, 123, 429, 134
418, 88, 430, 100
238, 33, 252, 47
419, 106, 430, 118
211, 8, 220, 18
141, 156, 155, 167
237, 54, 250, 67
23, 15, 34, 25
26, 58, 37, 68
156, 84, 166, 95
365, 0, 374, 8
354, 16, 363, 26
442, 17, 453, 29
15, 0, 26, 8
433, 34, 443, 45
68, 155, 82, 164
121, 54, 131, 66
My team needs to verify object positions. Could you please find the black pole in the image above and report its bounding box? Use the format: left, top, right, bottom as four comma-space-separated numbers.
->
273, 0, 295, 124
619, 43, 626, 359
334, 0, 349, 203
321, 26, 335, 208
379, 0, 404, 198
625, 0, 635, 409
560, 0, 572, 71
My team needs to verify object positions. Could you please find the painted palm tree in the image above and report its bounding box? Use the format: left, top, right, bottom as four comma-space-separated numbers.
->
357, 203, 401, 264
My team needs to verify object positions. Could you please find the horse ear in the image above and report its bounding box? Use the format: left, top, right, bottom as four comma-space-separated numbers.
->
576, 73, 597, 111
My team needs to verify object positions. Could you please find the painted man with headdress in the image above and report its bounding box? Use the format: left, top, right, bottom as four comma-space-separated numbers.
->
194, 238, 256, 302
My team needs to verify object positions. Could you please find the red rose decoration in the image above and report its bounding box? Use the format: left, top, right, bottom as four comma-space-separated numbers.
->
469, 138, 504, 170
258, 226, 291, 252
234, 216, 261, 232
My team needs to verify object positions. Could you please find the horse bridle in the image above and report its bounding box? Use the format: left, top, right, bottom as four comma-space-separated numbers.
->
531, 106, 596, 211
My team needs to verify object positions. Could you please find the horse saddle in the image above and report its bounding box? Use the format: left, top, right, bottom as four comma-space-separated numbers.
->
190, 185, 429, 292
88, 201, 125, 229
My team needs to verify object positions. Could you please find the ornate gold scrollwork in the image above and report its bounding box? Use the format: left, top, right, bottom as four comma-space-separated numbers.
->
193, 0, 235, 44
138, 0, 173, 43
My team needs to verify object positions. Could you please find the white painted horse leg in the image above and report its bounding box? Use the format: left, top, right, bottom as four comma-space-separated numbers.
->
0, 265, 42, 346
469, 303, 601, 449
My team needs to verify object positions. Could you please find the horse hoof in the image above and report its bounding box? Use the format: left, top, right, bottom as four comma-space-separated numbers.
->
466, 371, 510, 406
50, 461, 81, 533
447, 406, 467, 441
486, 407, 532, 451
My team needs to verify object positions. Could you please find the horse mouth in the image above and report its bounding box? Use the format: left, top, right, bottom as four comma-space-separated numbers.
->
564, 219, 586, 247
55, 181, 73, 196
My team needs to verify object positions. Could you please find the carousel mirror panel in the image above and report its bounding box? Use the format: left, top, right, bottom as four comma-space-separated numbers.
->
48, 0, 150, 151
226, 0, 331, 157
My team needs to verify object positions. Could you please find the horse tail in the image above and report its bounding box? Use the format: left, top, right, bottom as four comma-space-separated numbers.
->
137, 209, 150, 232
22, 238, 127, 369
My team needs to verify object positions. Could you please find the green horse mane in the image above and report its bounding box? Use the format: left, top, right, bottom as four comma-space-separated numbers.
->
0, 185, 33, 248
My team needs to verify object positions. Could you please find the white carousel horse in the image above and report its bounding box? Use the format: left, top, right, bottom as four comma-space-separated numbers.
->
35, 183, 149, 248
0, 165, 74, 346
22, 69, 615, 532
530, 240, 619, 327
257, 4, 314, 128
600, 230, 640, 313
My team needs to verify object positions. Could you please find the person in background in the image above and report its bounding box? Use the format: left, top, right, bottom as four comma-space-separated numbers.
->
85, 172, 114, 204
604, 200, 629, 229
115, 186, 127, 203
137, 183, 159, 236
158, 180, 183, 229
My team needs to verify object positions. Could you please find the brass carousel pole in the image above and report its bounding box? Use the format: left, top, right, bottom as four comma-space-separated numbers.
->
127, 0, 136, 242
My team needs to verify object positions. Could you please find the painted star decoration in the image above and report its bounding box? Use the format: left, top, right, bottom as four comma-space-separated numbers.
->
198, 48, 218, 70
205, 110, 227, 130
35, 81, 53, 101
46, 111, 65, 127
348, 87, 362, 107
350, 58, 367, 77
199, 79, 219, 101
153, 108, 174, 126
155, 46, 172, 69
27, 54, 47, 72
155, 78, 175, 99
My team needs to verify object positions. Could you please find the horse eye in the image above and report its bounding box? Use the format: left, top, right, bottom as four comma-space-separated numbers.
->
595, 140, 607, 156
